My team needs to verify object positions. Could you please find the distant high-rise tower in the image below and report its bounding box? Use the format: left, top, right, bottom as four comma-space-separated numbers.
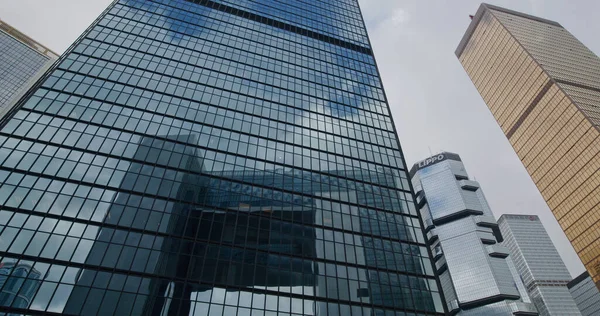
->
456, 3, 600, 289
410, 152, 538, 315
569, 272, 600, 316
0, 19, 58, 115
0, 262, 43, 311
0, 0, 445, 315
498, 214, 581, 315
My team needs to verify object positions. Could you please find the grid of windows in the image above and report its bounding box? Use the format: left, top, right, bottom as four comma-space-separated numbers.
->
569, 272, 600, 316
457, 3, 600, 290
0, 28, 55, 111
0, 0, 444, 315
411, 154, 536, 314
208, 0, 370, 46
498, 215, 581, 316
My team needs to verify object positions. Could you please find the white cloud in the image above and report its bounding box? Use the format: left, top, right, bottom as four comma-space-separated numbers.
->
390, 8, 410, 25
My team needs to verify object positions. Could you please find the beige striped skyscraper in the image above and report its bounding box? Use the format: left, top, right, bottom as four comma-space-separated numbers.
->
0, 19, 58, 115
456, 3, 600, 290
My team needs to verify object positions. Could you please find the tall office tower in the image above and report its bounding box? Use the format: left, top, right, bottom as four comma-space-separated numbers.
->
410, 152, 538, 315
498, 214, 581, 315
569, 272, 600, 316
456, 3, 600, 289
0, 0, 445, 315
0, 19, 59, 115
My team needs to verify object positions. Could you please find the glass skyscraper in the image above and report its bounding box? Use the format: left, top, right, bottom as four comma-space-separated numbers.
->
0, 0, 444, 315
456, 3, 600, 289
498, 214, 581, 316
410, 152, 537, 315
569, 272, 600, 316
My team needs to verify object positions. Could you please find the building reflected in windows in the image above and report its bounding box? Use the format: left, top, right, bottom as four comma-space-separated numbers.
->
54, 134, 436, 315
0, 262, 43, 313
0, 0, 444, 314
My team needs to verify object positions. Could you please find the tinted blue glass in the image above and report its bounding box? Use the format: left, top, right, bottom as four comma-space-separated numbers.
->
0, 0, 444, 314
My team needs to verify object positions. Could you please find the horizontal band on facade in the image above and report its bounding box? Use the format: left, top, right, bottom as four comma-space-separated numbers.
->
506, 80, 554, 139
185, 0, 373, 55
556, 79, 600, 95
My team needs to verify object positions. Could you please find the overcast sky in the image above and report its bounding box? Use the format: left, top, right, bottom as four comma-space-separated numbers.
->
1, 0, 598, 277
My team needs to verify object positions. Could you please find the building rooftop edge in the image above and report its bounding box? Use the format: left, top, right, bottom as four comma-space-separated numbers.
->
455, 3, 562, 58
498, 214, 540, 221
0, 18, 59, 59
409, 151, 462, 178
568, 271, 591, 289
482, 3, 562, 27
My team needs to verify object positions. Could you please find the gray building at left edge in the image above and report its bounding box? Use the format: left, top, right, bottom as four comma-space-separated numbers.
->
0, 19, 59, 116
410, 152, 538, 315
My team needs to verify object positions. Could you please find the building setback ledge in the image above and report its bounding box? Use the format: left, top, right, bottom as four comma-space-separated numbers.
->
568, 271, 591, 289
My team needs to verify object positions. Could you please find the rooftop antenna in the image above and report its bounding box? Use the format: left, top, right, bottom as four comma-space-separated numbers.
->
428, 146, 433, 157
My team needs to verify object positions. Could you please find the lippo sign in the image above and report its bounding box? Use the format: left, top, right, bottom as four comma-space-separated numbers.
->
416, 154, 446, 170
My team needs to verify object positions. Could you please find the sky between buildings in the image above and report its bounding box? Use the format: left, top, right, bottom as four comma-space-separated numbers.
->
2, 0, 599, 277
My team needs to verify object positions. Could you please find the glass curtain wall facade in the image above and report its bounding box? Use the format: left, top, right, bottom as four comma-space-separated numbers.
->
569, 272, 600, 316
410, 152, 537, 315
456, 3, 600, 290
0, 0, 445, 315
498, 214, 581, 316
0, 19, 59, 114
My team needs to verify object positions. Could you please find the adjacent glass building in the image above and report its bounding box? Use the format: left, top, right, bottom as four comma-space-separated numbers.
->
456, 3, 600, 290
498, 214, 581, 316
0, 0, 445, 315
569, 272, 600, 316
0, 19, 59, 115
0, 261, 43, 311
410, 152, 537, 315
